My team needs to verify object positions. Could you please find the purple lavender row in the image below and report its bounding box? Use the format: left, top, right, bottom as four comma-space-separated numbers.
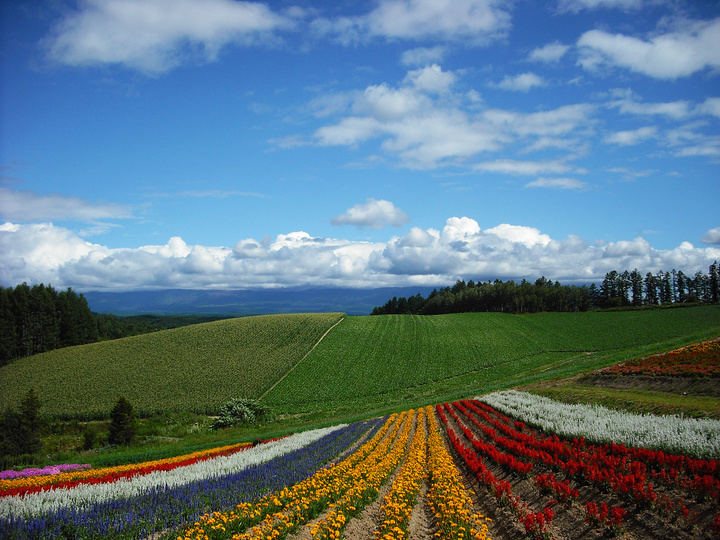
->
0, 464, 91, 480
0, 416, 385, 540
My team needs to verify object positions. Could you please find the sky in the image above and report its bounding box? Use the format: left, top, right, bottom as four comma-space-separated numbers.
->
1, 0, 719, 292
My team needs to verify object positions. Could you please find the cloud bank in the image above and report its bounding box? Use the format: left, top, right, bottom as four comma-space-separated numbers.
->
2, 220, 718, 291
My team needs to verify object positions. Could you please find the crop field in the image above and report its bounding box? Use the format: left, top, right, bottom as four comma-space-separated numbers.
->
262, 307, 720, 415
0, 313, 344, 418
2, 392, 719, 539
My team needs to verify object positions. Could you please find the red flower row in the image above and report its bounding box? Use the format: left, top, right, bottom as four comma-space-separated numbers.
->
601, 340, 720, 377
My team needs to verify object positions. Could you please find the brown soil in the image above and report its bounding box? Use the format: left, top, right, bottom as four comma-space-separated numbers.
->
580, 374, 720, 397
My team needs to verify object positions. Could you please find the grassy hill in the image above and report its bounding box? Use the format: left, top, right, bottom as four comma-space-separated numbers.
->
0, 313, 344, 419
1, 306, 719, 423
261, 306, 720, 418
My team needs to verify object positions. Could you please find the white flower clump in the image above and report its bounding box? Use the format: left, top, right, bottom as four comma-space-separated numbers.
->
0, 423, 346, 520
478, 390, 720, 459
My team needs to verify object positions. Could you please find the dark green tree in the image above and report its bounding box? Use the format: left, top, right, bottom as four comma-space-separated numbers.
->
710, 261, 720, 303
108, 396, 137, 446
630, 269, 644, 306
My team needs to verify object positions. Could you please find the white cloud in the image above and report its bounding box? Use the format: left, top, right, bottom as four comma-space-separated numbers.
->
312, 0, 511, 45
308, 68, 594, 169
46, 0, 297, 74
485, 223, 551, 248
525, 178, 587, 189
558, 0, 644, 12
528, 41, 570, 63
365, 0, 511, 43
497, 72, 546, 92
404, 64, 456, 94
604, 126, 658, 145
607, 89, 692, 119
474, 159, 575, 176
702, 227, 720, 245
331, 198, 410, 229
400, 46, 447, 66
2, 221, 719, 290
698, 98, 720, 119
0, 187, 134, 222
577, 18, 720, 79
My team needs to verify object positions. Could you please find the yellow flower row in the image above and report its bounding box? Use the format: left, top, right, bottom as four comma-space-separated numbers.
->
309, 409, 417, 540
375, 407, 428, 540
178, 411, 406, 540
0, 442, 253, 492
426, 406, 492, 540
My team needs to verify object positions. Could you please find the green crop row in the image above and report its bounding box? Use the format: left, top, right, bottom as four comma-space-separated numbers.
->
0, 313, 344, 419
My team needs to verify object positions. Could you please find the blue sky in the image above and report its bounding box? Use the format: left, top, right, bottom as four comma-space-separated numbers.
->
1, 0, 719, 291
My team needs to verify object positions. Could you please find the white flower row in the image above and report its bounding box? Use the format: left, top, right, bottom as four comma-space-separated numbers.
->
0, 423, 346, 520
478, 390, 720, 459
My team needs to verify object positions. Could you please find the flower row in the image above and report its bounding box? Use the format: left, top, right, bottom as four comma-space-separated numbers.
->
178, 410, 410, 540
0, 464, 91, 481
0, 442, 259, 495
436, 403, 553, 540
601, 340, 720, 377
375, 408, 427, 540
449, 397, 720, 538
0, 420, 377, 539
425, 406, 492, 540
479, 390, 720, 459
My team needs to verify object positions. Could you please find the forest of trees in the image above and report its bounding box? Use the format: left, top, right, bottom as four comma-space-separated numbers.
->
371, 262, 720, 316
0, 284, 98, 366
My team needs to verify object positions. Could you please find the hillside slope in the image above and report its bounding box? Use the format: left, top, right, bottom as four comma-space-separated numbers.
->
0, 313, 344, 419
262, 306, 720, 417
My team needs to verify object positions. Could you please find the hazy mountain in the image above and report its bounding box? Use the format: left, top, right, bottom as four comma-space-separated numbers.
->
84, 287, 438, 316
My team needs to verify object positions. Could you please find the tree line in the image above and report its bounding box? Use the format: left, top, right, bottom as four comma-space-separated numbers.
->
371, 261, 720, 315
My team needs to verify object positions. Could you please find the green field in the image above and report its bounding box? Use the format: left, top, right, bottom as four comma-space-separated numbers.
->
261, 306, 720, 417
0, 313, 344, 419
1, 306, 720, 423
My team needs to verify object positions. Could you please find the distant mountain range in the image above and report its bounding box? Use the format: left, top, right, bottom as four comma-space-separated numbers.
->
83, 287, 438, 317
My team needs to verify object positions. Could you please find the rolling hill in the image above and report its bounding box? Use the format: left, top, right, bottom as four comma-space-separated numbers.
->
1, 306, 719, 422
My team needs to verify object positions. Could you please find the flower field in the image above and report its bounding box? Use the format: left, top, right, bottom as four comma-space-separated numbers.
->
599, 339, 720, 377
3, 390, 719, 539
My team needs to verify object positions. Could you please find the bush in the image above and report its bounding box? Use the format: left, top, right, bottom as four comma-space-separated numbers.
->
211, 398, 269, 429
108, 396, 136, 445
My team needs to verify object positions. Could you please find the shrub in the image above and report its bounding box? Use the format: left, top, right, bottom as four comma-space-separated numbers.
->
211, 398, 269, 429
108, 396, 137, 445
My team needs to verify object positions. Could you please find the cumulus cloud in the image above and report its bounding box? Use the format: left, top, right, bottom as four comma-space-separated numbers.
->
404, 64, 456, 94
313, 0, 512, 45
528, 41, 570, 63
577, 18, 720, 79
332, 198, 410, 229
703, 227, 720, 245
309, 68, 594, 169
3, 220, 719, 291
45, 0, 297, 74
496, 72, 546, 92
525, 178, 587, 189
0, 187, 134, 222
